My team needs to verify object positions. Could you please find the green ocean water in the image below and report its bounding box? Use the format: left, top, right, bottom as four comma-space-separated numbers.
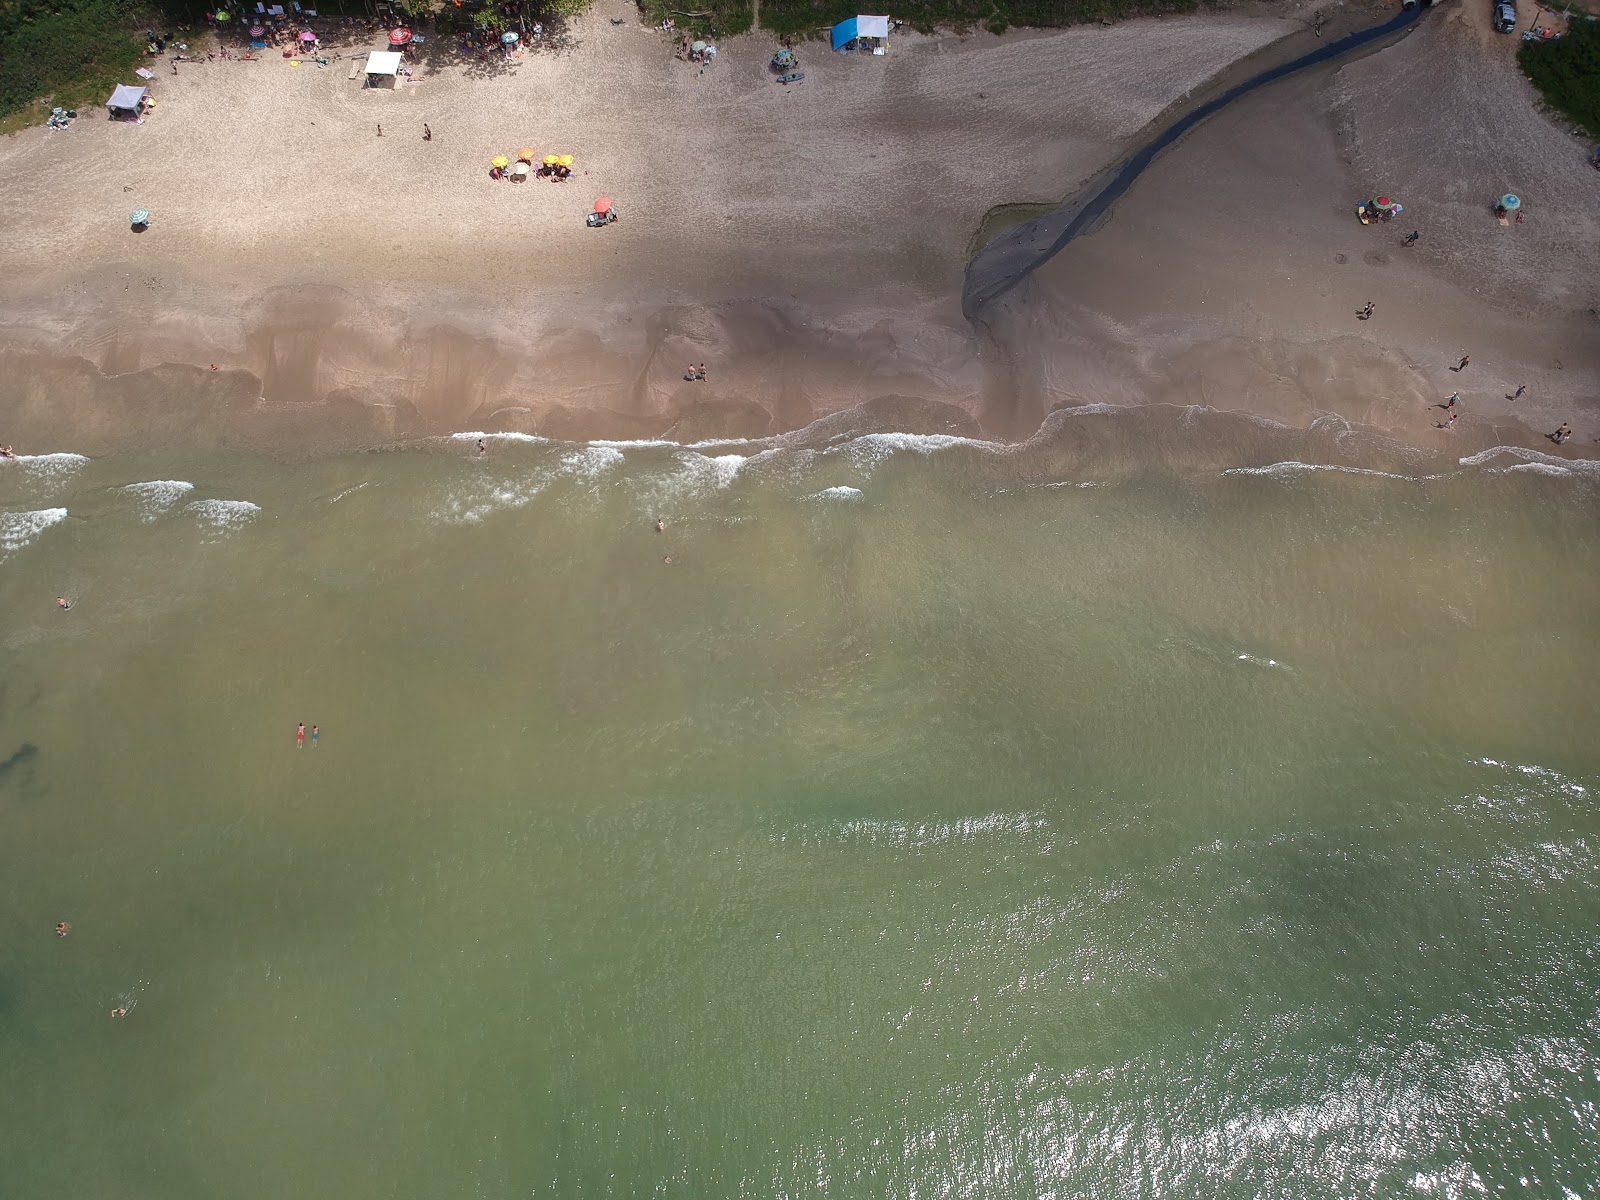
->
2, 428, 1598, 1198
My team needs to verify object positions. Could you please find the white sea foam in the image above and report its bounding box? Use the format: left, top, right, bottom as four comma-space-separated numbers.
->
812, 485, 863, 500
1236, 653, 1290, 671
328, 482, 369, 504
559, 445, 626, 481
1496, 462, 1571, 478
831, 432, 997, 471
1459, 445, 1600, 476
7, 452, 89, 480
121, 479, 195, 519
449, 431, 548, 445
185, 498, 261, 532
775, 811, 1050, 851
432, 472, 549, 524
1222, 461, 1422, 482
1, 507, 68, 556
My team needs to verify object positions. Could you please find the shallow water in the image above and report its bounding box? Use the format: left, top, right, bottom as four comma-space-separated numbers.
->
2, 425, 1598, 1198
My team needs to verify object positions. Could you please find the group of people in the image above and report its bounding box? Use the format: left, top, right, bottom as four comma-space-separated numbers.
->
0, 445, 14, 458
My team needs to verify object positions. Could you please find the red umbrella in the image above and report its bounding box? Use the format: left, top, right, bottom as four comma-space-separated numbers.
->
594, 197, 612, 214
389, 27, 412, 45
1373, 195, 1395, 209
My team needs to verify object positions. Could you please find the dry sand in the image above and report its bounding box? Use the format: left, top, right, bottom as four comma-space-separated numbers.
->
0, 0, 1593, 458
978, 0, 1600, 455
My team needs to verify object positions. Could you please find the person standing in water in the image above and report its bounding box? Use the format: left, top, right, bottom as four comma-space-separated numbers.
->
56, 596, 71, 611
311, 725, 319, 746
296, 722, 305, 748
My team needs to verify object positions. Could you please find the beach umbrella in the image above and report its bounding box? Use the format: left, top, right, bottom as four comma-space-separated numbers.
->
491, 156, 509, 169
1500, 193, 1521, 211
558, 155, 573, 167
501, 30, 518, 43
299, 30, 316, 41
249, 23, 264, 34
594, 197, 612, 213
542, 154, 559, 165
129, 209, 150, 227
692, 39, 706, 52
517, 147, 536, 161
1372, 196, 1396, 210
388, 26, 411, 45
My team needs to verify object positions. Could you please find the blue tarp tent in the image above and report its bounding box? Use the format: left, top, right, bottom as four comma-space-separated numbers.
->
832, 14, 889, 50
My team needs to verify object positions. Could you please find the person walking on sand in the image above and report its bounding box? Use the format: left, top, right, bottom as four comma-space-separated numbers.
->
1403, 230, 1420, 246
697, 363, 707, 381
1359, 301, 1375, 320
1444, 411, 1457, 429
1455, 354, 1470, 371
1445, 393, 1458, 411
297, 722, 305, 748
423, 123, 431, 141
1512, 384, 1526, 401
376, 123, 383, 137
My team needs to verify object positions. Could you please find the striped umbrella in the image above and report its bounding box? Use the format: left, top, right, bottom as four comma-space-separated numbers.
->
129, 209, 150, 226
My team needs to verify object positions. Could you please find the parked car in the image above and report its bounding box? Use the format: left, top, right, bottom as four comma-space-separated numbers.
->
1493, 1, 1517, 32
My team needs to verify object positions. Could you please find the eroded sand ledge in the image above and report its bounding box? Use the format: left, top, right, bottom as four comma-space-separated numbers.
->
0, 0, 1594, 461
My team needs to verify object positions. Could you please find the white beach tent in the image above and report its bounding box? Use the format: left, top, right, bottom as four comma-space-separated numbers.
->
830, 15, 890, 53
365, 50, 403, 88
106, 84, 149, 119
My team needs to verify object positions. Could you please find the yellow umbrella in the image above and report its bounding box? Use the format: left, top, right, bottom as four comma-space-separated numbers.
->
517, 147, 536, 162
542, 155, 559, 166
558, 155, 574, 167
491, 156, 509, 169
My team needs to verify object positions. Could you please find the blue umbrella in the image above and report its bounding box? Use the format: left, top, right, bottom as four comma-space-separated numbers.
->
1500, 193, 1521, 210
129, 208, 150, 226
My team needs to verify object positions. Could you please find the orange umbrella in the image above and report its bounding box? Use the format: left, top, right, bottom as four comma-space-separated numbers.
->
517, 147, 536, 162
594, 197, 612, 214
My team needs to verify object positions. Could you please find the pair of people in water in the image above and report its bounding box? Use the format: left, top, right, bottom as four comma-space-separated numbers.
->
296, 723, 319, 747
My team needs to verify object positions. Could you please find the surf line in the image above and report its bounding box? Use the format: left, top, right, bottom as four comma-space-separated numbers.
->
963, 6, 1424, 316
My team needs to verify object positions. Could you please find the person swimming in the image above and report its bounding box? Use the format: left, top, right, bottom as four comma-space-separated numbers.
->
655, 518, 664, 533
56, 596, 72, 611
55, 922, 71, 937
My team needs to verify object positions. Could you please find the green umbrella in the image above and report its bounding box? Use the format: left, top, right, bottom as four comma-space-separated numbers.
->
214, 9, 231, 20
1500, 193, 1521, 211
129, 209, 150, 226
692, 39, 706, 52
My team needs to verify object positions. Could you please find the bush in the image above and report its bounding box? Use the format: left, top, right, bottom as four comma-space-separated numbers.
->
1519, 17, 1600, 142
0, 0, 148, 120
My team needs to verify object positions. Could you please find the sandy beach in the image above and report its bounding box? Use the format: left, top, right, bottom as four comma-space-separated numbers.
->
0, 0, 1594, 457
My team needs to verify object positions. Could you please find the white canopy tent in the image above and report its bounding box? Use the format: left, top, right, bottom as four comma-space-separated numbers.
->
365, 50, 403, 88
106, 84, 149, 119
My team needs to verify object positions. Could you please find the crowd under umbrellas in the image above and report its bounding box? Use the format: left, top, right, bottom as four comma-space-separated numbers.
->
482, 150, 618, 226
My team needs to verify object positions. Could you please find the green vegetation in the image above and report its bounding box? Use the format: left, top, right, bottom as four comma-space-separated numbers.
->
0, 0, 151, 127
1519, 17, 1600, 141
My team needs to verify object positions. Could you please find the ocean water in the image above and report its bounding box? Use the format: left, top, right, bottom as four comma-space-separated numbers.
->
2, 424, 1598, 1198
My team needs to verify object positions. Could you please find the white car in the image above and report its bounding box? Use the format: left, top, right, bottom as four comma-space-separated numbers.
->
1493, 1, 1517, 32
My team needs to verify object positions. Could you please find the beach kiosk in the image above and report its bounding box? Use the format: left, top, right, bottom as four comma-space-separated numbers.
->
364, 50, 403, 89
106, 84, 149, 121
831, 15, 890, 53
